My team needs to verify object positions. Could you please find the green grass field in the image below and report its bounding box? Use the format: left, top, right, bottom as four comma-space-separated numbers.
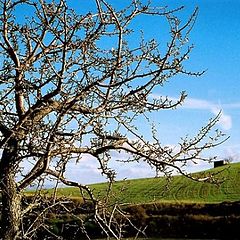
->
49, 162, 240, 204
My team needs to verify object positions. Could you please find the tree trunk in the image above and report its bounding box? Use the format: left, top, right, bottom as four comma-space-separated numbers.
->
0, 138, 22, 240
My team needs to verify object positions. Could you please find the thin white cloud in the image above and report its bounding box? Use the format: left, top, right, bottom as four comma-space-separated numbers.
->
211, 107, 232, 130
181, 98, 215, 110
166, 96, 240, 111
183, 98, 232, 131
151, 94, 233, 130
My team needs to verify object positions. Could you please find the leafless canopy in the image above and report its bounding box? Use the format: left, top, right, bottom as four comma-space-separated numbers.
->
0, 0, 226, 239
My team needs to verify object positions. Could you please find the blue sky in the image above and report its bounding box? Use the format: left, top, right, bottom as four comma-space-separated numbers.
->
64, 0, 240, 184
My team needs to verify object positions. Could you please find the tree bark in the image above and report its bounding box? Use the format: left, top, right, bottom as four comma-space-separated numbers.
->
0, 138, 22, 240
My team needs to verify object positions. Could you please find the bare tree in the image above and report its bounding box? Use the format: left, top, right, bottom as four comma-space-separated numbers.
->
0, 0, 226, 239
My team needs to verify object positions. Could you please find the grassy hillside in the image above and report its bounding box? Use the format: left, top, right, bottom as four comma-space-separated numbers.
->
52, 162, 240, 204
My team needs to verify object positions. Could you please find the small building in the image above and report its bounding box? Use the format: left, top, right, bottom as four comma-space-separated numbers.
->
214, 160, 225, 168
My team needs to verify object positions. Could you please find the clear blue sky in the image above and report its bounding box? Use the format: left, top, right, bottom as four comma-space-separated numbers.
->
54, 1, 240, 183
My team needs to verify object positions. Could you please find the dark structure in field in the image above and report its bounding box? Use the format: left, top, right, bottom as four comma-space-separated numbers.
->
214, 160, 225, 168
